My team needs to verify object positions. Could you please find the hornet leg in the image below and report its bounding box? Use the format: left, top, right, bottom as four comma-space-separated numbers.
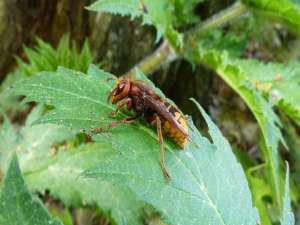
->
156, 115, 171, 180
92, 115, 139, 134
110, 98, 132, 117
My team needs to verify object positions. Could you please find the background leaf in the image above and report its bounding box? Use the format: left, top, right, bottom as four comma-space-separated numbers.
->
0, 154, 62, 225
281, 163, 295, 225
87, 0, 182, 46
172, 0, 203, 26
0, 105, 75, 174
25, 142, 145, 225
242, 0, 300, 35
235, 59, 300, 127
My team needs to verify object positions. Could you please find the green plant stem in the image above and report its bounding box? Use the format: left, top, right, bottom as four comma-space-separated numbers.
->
126, 1, 248, 76
125, 40, 176, 77
186, 1, 247, 38
247, 163, 267, 175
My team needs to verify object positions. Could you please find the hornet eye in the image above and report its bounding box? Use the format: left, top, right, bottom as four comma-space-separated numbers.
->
118, 82, 125, 90
114, 82, 125, 95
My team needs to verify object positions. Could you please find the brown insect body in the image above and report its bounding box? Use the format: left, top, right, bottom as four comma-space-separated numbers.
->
109, 77, 188, 147
104, 76, 189, 179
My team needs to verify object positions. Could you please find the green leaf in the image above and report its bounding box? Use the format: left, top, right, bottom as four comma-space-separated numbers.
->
0, 113, 20, 173
0, 105, 75, 174
50, 208, 73, 225
247, 167, 273, 225
0, 154, 62, 225
0, 105, 145, 225
13, 65, 259, 224
0, 70, 28, 113
281, 163, 295, 225
87, 0, 182, 46
243, 0, 300, 35
186, 47, 285, 216
0, 35, 92, 112
26, 143, 144, 225
173, 0, 203, 26
16, 35, 92, 77
282, 115, 300, 191
234, 59, 300, 127
87, 0, 151, 23
197, 26, 250, 58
